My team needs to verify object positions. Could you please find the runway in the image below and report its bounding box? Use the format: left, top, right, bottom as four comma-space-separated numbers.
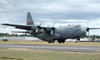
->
0, 43, 100, 53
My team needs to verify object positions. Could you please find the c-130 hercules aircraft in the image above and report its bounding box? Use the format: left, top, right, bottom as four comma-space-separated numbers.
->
2, 12, 100, 43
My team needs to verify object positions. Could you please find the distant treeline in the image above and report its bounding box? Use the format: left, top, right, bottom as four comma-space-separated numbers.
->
0, 33, 32, 37
90, 35, 100, 38
81, 35, 100, 38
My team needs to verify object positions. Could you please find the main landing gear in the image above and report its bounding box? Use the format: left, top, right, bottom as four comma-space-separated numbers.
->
57, 39, 65, 43
48, 39, 66, 43
48, 40, 55, 43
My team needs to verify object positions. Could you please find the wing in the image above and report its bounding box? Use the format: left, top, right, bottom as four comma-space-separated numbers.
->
86, 28, 100, 31
89, 28, 100, 29
2, 23, 33, 30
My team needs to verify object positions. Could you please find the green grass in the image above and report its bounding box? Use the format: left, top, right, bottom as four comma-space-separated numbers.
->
0, 40, 100, 60
0, 48, 100, 60
0, 40, 100, 46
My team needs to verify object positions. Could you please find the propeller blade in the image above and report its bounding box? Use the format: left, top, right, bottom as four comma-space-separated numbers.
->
48, 25, 50, 27
53, 21, 55, 27
88, 31, 89, 37
39, 21, 43, 26
35, 29, 38, 32
87, 22, 89, 28
50, 31, 53, 34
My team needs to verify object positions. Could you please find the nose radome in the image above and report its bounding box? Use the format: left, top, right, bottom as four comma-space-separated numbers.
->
82, 29, 86, 35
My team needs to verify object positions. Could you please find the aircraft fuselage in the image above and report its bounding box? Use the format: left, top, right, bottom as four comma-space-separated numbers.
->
33, 25, 86, 42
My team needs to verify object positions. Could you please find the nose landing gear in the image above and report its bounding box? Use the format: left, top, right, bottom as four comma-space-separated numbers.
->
75, 38, 80, 43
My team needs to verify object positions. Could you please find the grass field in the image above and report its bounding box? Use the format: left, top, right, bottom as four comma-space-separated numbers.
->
0, 40, 100, 46
0, 48, 100, 60
0, 40, 100, 60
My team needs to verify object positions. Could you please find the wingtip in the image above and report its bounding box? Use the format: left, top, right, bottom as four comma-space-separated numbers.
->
1, 23, 8, 25
1, 23, 5, 25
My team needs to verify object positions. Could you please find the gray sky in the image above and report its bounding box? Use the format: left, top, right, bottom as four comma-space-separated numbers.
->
0, 0, 100, 35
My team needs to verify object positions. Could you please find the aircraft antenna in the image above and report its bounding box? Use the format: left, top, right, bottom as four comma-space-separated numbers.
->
39, 21, 43, 26
53, 21, 55, 27
87, 22, 89, 28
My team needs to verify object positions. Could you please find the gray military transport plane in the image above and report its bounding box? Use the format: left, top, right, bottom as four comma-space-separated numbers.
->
2, 12, 100, 43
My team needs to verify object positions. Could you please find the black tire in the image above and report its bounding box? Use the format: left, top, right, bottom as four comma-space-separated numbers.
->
77, 38, 80, 41
61, 40, 65, 43
57, 40, 62, 43
48, 40, 51, 43
51, 40, 55, 43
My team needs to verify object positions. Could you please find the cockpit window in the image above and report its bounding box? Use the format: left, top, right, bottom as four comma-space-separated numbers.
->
75, 25, 81, 29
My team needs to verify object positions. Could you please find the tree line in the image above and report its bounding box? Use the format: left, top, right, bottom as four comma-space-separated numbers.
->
0, 32, 32, 37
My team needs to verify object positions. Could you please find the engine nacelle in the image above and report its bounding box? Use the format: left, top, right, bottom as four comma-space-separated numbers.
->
43, 27, 55, 34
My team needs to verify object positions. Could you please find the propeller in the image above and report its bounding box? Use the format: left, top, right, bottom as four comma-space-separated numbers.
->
43, 22, 56, 34
36, 21, 43, 32
31, 21, 43, 33
51, 21, 55, 34
39, 21, 43, 26
86, 22, 90, 37
85, 22, 100, 38
86, 28, 90, 37
53, 21, 55, 27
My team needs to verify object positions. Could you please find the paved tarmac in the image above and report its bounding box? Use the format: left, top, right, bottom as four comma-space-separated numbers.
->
0, 43, 100, 53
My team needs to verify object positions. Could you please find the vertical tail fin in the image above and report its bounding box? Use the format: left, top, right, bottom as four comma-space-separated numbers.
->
27, 12, 34, 25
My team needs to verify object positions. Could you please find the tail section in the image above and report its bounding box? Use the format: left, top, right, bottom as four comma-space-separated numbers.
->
27, 12, 34, 25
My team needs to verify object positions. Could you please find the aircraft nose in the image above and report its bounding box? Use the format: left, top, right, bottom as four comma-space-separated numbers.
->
82, 29, 86, 35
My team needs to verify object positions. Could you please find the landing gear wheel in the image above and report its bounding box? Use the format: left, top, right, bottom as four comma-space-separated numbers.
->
77, 38, 80, 40
58, 40, 62, 43
62, 41, 65, 43
62, 40, 65, 43
58, 40, 65, 43
48, 40, 55, 43
48, 40, 51, 43
58, 41, 62, 43
51, 40, 55, 43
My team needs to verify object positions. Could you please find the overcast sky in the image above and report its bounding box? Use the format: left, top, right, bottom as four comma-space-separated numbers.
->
0, 0, 100, 35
